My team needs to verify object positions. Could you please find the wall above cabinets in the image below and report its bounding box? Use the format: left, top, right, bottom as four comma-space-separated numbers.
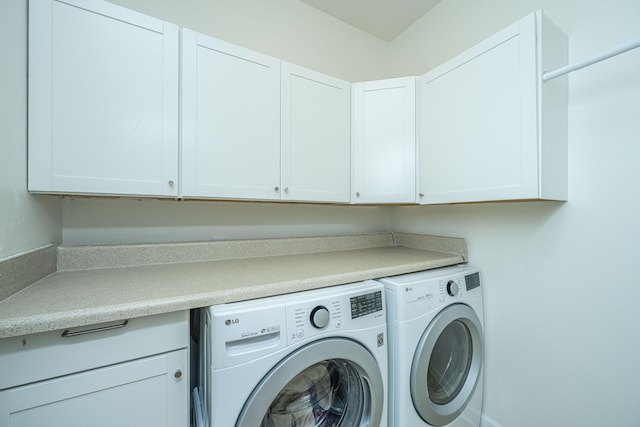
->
27, 0, 568, 206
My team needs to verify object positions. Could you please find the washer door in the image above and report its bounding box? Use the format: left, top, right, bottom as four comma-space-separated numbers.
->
236, 338, 384, 427
411, 303, 483, 426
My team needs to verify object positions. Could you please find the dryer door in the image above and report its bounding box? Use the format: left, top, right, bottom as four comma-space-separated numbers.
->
236, 338, 384, 427
411, 303, 483, 426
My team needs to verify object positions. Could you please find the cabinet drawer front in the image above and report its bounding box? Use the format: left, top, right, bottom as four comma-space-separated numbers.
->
0, 311, 188, 390
1, 349, 187, 427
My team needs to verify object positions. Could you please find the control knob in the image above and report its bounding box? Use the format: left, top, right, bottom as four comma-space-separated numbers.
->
310, 306, 330, 329
446, 280, 459, 297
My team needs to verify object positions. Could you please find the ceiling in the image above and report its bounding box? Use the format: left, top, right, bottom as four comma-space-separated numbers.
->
299, 0, 442, 41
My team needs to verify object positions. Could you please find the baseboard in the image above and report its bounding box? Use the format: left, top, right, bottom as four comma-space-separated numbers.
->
481, 414, 504, 427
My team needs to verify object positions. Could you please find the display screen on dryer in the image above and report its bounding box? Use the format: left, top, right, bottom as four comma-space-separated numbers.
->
350, 291, 383, 319
465, 272, 481, 291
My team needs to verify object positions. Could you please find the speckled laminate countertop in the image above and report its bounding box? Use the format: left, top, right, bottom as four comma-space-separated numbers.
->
0, 233, 467, 338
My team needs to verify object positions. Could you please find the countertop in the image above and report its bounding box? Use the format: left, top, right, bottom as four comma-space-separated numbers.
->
0, 233, 467, 338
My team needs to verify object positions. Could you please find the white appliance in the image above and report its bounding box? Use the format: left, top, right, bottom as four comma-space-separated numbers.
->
199, 280, 388, 427
379, 265, 484, 427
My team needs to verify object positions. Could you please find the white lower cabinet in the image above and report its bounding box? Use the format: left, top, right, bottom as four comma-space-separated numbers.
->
0, 350, 187, 427
0, 312, 189, 427
417, 10, 568, 204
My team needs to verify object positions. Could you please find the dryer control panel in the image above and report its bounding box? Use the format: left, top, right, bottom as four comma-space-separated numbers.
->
379, 265, 482, 322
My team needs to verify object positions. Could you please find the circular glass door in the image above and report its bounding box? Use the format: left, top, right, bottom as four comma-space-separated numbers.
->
237, 338, 384, 427
411, 304, 483, 426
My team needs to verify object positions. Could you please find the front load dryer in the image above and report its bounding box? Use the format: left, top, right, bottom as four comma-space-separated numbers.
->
199, 280, 388, 427
379, 265, 484, 427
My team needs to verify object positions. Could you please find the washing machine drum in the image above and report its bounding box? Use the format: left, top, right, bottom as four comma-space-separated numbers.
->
236, 338, 384, 427
411, 303, 484, 426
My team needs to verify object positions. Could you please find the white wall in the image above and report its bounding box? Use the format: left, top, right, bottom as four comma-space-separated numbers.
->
107, 0, 389, 82
62, 198, 390, 245
0, 0, 62, 259
389, 1, 640, 426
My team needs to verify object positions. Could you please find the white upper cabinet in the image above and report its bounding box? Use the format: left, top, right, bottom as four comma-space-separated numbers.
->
352, 77, 416, 204
281, 63, 351, 203
182, 35, 351, 204
181, 30, 281, 200
28, 0, 179, 197
417, 10, 568, 204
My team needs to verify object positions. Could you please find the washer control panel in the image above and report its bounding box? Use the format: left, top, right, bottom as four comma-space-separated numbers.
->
446, 280, 459, 297
286, 287, 384, 344
309, 305, 331, 329
208, 281, 386, 368
350, 291, 384, 319
289, 298, 342, 342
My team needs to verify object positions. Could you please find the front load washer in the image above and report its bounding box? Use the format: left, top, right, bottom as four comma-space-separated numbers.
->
379, 265, 484, 427
199, 280, 388, 427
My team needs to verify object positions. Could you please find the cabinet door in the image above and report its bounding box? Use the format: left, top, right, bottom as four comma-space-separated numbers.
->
181, 30, 281, 200
352, 77, 416, 204
0, 349, 188, 427
28, 0, 179, 197
281, 63, 351, 203
417, 13, 538, 204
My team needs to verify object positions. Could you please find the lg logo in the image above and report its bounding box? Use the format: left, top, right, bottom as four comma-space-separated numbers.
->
225, 318, 240, 325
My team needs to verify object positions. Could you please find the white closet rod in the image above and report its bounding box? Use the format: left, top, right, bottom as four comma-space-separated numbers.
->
543, 36, 640, 82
